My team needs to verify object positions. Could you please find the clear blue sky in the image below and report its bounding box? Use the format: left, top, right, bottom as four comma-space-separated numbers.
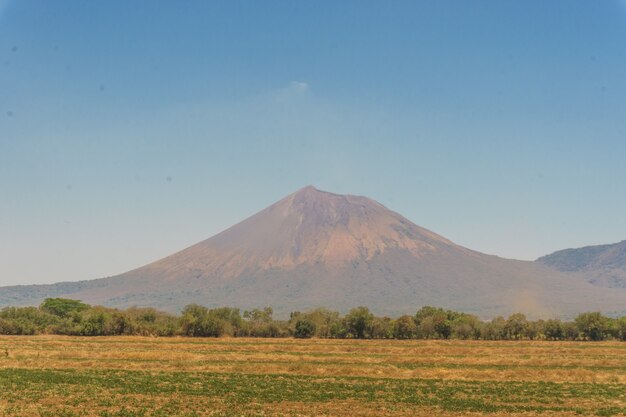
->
1, 1, 626, 286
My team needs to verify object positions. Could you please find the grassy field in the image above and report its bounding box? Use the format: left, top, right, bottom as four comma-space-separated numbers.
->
1, 336, 626, 416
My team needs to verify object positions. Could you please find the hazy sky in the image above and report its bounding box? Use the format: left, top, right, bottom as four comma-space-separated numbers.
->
1, 1, 626, 286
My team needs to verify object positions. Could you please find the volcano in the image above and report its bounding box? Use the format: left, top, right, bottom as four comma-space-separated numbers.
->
2, 186, 625, 318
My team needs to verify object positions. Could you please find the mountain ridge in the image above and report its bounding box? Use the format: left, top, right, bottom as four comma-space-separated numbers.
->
537, 240, 626, 288
1, 186, 625, 319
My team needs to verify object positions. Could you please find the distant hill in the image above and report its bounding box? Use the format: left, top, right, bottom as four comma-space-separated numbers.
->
537, 241, 626, 289
2, 186, 625, 318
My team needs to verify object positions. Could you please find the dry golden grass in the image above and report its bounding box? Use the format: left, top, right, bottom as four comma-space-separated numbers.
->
2, 336, 626, 382
1, 336, 625, 416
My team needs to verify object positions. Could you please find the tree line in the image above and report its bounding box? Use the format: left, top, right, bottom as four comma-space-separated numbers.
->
0, 298, 625, 341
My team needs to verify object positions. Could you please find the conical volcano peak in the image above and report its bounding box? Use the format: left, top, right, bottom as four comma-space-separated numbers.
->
295, 185, 320, 194
292, 185, 359, 196
290, 185, 364, 205
183, 186, 458, 274
287, 185, 385, 219
293, 185, 366, 198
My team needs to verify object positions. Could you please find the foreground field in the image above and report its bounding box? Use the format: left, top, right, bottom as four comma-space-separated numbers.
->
1, 337, 625, 416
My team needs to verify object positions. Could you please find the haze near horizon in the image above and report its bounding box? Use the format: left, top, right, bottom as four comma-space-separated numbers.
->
1, 1, 626, 286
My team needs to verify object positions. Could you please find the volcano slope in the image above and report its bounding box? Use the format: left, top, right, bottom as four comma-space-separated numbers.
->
1, 186, 625, 318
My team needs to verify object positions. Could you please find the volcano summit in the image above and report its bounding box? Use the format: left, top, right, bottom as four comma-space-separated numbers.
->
1, 186, 625, 318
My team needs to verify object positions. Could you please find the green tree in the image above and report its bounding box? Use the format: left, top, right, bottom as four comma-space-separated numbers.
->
329, 320, 348, 338
345, 306, 374, 339
616, 317, 626, 341
414, 307, 454, 339
450, 314, 482, 340
414, 306, 441, 325
432, 311, 453, 339
575, 312, 608, 341
179, 304, 226, 337
393, 315, 417, 339
40, 298, 89, 317
294, 319, 316, 338
417, 316, 437, 339
370, 317, 394, 339
289, 308, 341, 338
243, 307, 288, 337
211, 307, 243, 336
562, 321, 579, 340
481, 316, 506, 340
108, 312, 131, 335
243, 307, 273, 322
77, 309, 108, 336
504, 313, 528, 340
544, 319, 564, 340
